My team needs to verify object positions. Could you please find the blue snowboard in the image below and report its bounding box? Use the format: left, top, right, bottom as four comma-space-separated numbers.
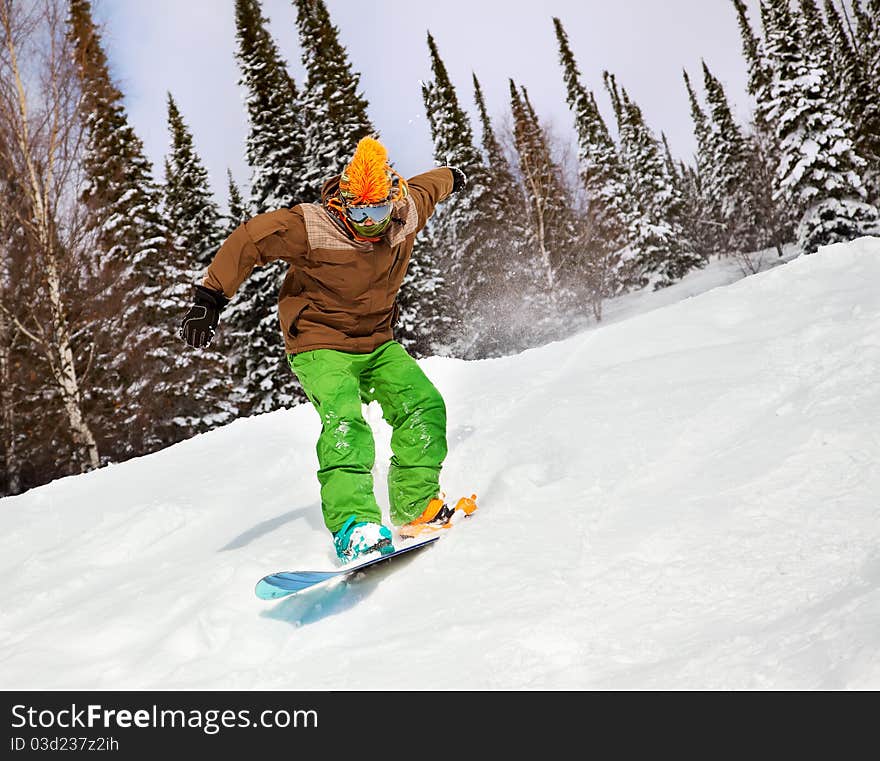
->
255, 535, 439, 600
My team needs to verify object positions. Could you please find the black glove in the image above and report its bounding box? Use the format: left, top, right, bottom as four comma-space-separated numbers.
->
180, 285, 229, 348
448, 166, 467, 193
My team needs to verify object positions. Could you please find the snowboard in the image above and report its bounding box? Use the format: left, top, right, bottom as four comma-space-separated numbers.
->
255, 534, 439, 601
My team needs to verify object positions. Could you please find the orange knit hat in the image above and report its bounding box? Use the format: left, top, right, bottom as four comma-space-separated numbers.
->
339, 136, 407, 206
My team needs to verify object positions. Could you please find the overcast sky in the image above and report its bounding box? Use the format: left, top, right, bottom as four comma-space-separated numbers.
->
94, 0, 762, 208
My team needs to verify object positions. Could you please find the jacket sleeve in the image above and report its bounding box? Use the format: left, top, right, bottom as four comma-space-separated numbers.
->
202, 207, 308, 298
407, 168, 456, 232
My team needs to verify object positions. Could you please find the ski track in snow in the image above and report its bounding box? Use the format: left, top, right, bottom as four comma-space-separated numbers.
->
1, 238, 879, 690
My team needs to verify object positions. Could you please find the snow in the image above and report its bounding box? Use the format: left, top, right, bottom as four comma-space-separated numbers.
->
2, 238, 880, 690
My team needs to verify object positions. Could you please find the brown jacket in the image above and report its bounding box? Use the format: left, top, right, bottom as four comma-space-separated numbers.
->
203, 167, 454, 355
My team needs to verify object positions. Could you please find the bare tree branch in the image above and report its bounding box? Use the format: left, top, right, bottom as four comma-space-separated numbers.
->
0, 0, 101, 471
0, 296, 47, 346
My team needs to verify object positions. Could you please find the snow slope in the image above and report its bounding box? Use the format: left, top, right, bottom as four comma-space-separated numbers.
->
2, 238, 879, 690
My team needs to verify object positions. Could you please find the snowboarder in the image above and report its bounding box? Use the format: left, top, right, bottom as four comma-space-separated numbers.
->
180, 136, 476, 562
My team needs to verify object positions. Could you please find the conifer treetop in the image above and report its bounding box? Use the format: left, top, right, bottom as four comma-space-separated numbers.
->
292, 0, 374, 200
424, 31, 483, 173
234, 0, 305, 212
472, 72, 509, 175
163, 92, 224, 267
67, 0, 168, 273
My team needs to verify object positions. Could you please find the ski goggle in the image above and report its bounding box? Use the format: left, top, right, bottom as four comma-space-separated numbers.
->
344, 202, 393, 224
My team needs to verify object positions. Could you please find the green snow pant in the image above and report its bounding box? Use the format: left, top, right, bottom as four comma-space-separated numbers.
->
288, 340, 447, 534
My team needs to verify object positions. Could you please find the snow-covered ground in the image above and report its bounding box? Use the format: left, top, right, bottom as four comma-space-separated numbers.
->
1, 238, 878, 690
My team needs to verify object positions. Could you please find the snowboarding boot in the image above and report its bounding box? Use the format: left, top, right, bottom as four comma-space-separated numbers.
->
333, 517, 394, 562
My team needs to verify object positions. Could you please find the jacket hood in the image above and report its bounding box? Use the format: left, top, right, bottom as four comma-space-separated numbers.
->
321, 175, 342, 206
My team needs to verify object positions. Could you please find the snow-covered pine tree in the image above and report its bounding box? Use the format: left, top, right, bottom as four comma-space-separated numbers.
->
521, 86, 593, 319
416, 32, 495, 357
822, 0, 863, 130
215, 169, 251, 412
683, 68, 724, 255
798, 0, 854, 150
660, 133, 679, 187
730, 0, 795, 249
662, 133, 712, 266
553, 17, 632, 313
852, 0, 880, 86
504, 81, 576, 343
509, 80, 576, 301
506, 83, 552, 311
291, 0, 375, 203
69, 0, 219, 456
394, 77, 453, 359
798, 0, 835, 72
676, 159, 716, 266
422, 32, 492, 288
829, 0, 880, 205
701, 61, 760, 254
162, 94, 237, 430
731, 0, 776, 147
225, 169, 248, 235
163, 94, 226, 269
235, 0, 305, 213
605, 73, 704, 289
762, 0, 880, 253
395, 221, 455, 359
472, 74, 519, 194
68, 1, 166, 277
468, 73, 532, 355
230, 0, 306, 413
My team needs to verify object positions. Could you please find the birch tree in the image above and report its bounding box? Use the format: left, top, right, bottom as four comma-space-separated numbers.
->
0, 0, 99, 470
